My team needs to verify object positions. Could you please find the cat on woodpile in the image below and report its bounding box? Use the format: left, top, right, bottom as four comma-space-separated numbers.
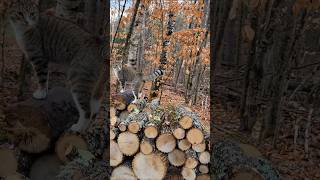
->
8, 0, 106, 133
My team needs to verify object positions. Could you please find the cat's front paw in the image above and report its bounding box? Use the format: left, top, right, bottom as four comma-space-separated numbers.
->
33, 89, 47, 99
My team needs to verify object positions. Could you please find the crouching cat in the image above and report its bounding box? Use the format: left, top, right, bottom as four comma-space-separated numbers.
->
8, 0, 106, 132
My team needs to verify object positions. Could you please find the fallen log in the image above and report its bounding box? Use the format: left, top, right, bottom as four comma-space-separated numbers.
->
4, 87, 78, 153
212, 140, 280, 180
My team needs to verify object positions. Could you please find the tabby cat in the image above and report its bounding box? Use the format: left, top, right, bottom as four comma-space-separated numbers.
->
113, 59, 163, 102
8, 0, 106, 132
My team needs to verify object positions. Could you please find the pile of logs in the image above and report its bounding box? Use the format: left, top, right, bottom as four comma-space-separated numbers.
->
110, 90, 210, 180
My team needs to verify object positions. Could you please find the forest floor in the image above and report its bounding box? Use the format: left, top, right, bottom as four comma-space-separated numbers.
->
1, 37, 320, 179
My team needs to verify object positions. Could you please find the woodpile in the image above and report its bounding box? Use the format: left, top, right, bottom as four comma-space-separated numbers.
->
110, 94, 210, 179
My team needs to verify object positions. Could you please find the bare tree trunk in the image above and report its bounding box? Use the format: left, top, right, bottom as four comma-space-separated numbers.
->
111, 0, 127, 52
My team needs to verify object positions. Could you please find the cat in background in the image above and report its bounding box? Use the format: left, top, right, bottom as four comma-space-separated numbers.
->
113, 58, 164, 103
8, 0, 106, 132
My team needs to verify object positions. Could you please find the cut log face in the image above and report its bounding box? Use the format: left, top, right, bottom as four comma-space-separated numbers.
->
110, 107, 118, 127
196, 174, 210, 180
118, 122, 127, 132
168, 149, 186, 167
178, 139, 191, 151
140, 138, 154, 155
128, 121, 140, 134
0, 148, 18, 177
117, 132, 140, 156
181, 167, 196, 180
111, 165, 137, 180
132, 152, 168, 180
144, 125, 159, 138
29, 154, 62, 180
112, 91, 135, 110
55, 133, 88, 163
192, 141, 206, 152
156, 133, 176, 153
173, 128, 185, 140
110, 140, 123, 167
198, 165, 209, 174
110, 128, 119, 140
185, 149, 199, 169
179, 116, 193, 129
186, 128, 204, 145
199, 151, 210, 164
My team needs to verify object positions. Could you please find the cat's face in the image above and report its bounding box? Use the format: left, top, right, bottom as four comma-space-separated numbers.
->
8, 0, 40, 27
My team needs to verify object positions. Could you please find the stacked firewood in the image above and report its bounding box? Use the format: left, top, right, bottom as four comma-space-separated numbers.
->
110, 91, 210, 180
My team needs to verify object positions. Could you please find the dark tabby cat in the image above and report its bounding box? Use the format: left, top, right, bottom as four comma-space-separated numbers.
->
8, 0, 106, 132
113, 60, 164, 102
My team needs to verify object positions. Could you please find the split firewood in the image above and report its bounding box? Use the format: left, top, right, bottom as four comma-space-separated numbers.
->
0, 147, 18, 178
132, 152, 168, 180
117, 132, 140, 156
4, 87, 78, 153
178, 139, 191, 151
29, 154, 62, 180
186, 128, 204, 145
55, 133, 88, 163
110, 140, 123, 167
156, 126, 176, 153
184, 149, 199, 169
196, 174, 210, 180
127, 112, 149, 133
198, 165, 209, 174
192, 141, 206, 152
140, 137, 155, 155
112, 91, 135, 110
181, 167, 196, 180
127, 99, 147, 112
110, 162, 137, 180
198, 151, 210, 164
168, 149, 186, 167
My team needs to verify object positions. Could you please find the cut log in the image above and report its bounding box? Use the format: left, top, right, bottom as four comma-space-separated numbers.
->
198, 165, 209, 174
110, 107, 118, 127
110, 127, 119, 140
196, 174, 210, 180
144, 120, 161, 138
127, 112, 149, 133
55, 133, 88, 163
0, 147, 18, 178
186, 128, 204, 145
140, 137, 155, 155
4, 87, 78, 153
185, 149, 199, 169
110, 140, 123, 167
111, 164, 137, 180
192, 141, 206, 152
181, 167, 196, 180
29, 154, 62, 180
112, 91, 135, 110
168, 149, 186, 167
156, 133, 176, 153
118, 111, 130, 132
198, 151, 210, 164
179, 116, 193, 129
132, 152, 168, 180
127, 99, 147, 112
178, 139, 191, 151
117, 132, 139, 156
173, 127, 185, 140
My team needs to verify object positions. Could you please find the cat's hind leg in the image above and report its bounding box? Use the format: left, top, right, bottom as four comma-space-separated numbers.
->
30, 57, 49, 99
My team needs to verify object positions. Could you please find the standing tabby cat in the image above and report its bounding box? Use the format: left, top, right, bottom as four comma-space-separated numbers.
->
8, 0, 106, 132
113, 58, 164, 102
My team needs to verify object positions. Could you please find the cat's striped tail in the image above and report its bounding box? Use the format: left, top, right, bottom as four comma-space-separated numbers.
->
144, 69, 164, 81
